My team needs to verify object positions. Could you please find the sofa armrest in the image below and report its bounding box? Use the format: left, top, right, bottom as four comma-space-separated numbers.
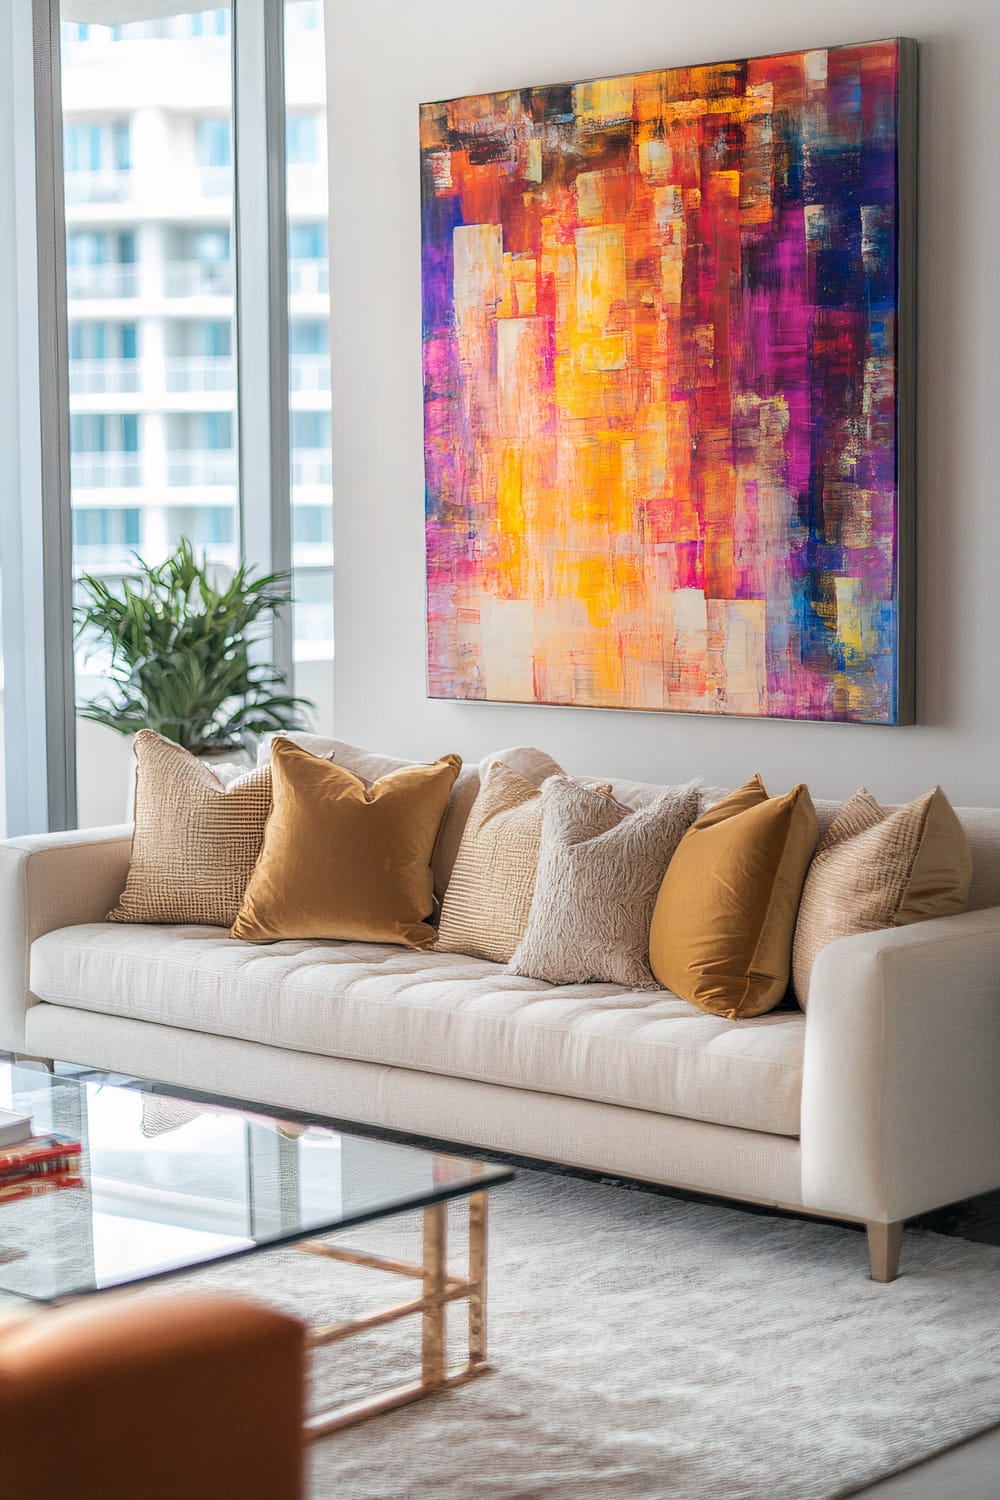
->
0, 825, 132, 1052
800, 906, 1000, 1223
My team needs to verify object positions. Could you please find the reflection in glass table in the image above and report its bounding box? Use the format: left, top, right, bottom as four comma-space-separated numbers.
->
0, 1062, 513, 1435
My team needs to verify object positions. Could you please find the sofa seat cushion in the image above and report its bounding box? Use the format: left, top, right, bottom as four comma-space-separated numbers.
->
29, 925, 806, 1137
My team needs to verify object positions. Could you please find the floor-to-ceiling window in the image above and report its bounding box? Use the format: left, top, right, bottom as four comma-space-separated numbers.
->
61, 9, 241, 823
30, 1, 335, 831
0, 578, 6, 841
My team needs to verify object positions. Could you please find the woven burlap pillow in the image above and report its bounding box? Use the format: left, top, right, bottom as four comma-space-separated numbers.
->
792, 786, 972, 1008
435, 755, 565, 962
508, 778, 700, 990
108, 730, 272, 928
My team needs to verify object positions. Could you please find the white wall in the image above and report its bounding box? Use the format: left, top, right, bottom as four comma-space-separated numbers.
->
325, 0, 1000, 804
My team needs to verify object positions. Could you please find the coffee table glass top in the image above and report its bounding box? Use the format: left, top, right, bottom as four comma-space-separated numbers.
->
0, 1062, 512, 1304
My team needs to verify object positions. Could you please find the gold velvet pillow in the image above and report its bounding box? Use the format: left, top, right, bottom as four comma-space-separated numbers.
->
648, 775, 818, 1019
108, 730, 272, 928
230, 738, 461, 947
258, 732, 482, 911
792, 787, 972, 1008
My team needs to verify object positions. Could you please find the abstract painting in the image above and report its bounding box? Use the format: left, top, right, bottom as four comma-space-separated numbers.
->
420, 40, 915, 722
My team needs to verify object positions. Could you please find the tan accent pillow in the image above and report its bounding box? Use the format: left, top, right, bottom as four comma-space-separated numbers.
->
107, 730, 272, 928
649, 775, 818, 1019
792, 786, 972, 1008
230, 738, 461, 947
436, 755, 565, 962
508, 777, 700, 990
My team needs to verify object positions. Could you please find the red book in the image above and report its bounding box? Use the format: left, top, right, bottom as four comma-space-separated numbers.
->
0, 1170, 84, 1204
0, 1154, 82, 1189
0, 1135, 83, 1176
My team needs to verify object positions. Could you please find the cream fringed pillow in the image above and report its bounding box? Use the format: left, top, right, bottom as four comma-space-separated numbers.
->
508, 778, 699, 990
436, 755, 565, 962
108, 731, 272, 928
792, 786, 972, 1008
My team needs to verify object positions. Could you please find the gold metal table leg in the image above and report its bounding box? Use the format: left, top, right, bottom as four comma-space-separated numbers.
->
468, 1190, 487, 1367
421, 1201, 447, 1388
302, 1191, 493, 1440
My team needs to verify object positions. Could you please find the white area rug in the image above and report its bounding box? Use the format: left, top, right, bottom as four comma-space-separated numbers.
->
184, 1169, 1000, 1499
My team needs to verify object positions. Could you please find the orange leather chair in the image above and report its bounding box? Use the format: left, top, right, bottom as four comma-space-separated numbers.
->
0, 1292, 307, 1500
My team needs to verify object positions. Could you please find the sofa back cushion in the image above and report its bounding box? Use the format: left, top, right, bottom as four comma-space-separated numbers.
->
598, 776, 730, 815
956, 808, 1000, 911
260, 739, 1000, 922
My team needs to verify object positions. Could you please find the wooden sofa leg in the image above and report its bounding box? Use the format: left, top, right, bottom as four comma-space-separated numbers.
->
867, 1220, 903, 1282
13, 1054, 54, 1072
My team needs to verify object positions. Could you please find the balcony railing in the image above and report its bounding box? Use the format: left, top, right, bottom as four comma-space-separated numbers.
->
69, 359, 143, 396
163, 261, 234, 298
167, 450, 237, 486
70, 452, 142, 489
66, 263, 139, 300
291, 452, 332, 487
64, 168, 133, 205
164, 356, 236, 392
73, 545, 143, 573
288, 260, 329, 297
290, 353, 330, 392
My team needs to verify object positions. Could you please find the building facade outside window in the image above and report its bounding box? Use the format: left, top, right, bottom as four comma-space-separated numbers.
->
195, 117, 231, 167
64, 120, 130, 173
190, 8, 227, 37
0, 2, 334, 831
56, 2, 333, 825
286, 112, 319, 163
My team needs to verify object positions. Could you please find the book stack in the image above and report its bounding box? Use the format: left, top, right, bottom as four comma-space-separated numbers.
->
0, 1107, 83, 1204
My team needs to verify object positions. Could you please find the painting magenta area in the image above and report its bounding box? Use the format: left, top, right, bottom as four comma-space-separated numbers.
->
421, 41, 911, 723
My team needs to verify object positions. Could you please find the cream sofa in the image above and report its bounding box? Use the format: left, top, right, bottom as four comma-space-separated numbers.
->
2, 739, 999, 1282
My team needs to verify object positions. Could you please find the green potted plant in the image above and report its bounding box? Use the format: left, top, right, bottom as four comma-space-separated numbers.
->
74, 537, 313, 760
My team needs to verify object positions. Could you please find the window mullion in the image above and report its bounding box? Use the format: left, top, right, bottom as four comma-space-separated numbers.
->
0, 0, 78, 834
233, 0, 292, 679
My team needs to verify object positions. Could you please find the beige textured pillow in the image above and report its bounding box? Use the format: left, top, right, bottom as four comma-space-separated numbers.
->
792, 786, 973, 1008
436, 754, 565, 962
108, 730, 272, 927
508, 777, 699, 990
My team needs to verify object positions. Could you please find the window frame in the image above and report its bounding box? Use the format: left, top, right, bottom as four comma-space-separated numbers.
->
0, 0, 295, 833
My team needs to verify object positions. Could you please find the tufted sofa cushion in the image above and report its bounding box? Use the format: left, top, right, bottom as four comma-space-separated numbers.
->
29, 925, 806, 1137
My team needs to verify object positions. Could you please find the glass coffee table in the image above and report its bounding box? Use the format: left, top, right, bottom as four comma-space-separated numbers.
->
0, 1061, 513, 1437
